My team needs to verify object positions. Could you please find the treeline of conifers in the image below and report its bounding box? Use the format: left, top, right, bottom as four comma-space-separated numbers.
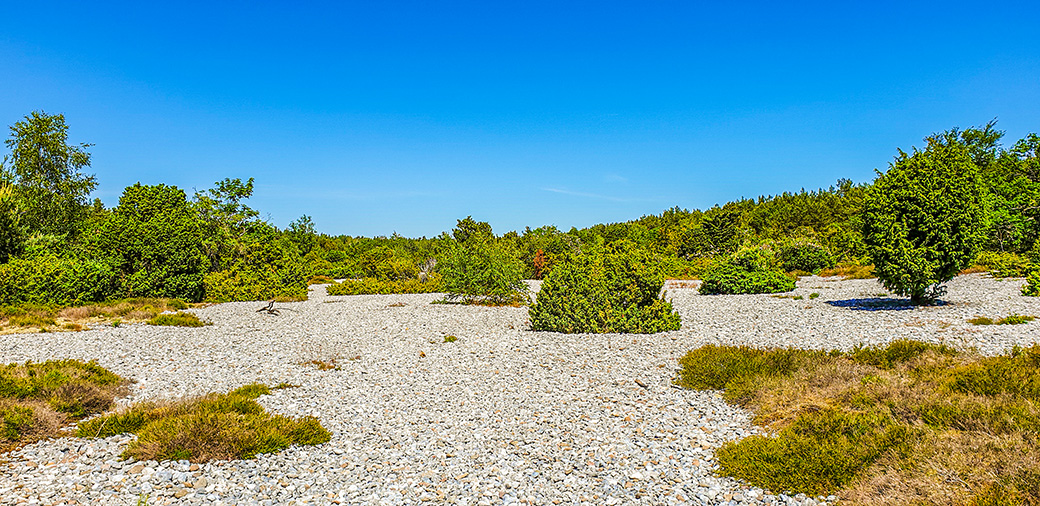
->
0, 112, 1037, 306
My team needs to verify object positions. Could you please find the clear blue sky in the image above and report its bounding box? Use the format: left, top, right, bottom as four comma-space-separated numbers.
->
2, 1, 1038, 237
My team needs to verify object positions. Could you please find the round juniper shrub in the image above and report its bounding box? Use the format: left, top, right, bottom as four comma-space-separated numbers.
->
699, 248, 795, 295
530, 241, 681, 334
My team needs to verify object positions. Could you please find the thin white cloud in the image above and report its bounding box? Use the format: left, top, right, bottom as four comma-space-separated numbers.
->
604, 173, 628, 183
542, 187, 629, 202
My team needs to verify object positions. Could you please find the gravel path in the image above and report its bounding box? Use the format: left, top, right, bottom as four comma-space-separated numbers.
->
1, 274, 1037, 505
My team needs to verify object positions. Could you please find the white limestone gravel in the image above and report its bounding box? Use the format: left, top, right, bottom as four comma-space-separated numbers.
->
1, 274, 1038, 505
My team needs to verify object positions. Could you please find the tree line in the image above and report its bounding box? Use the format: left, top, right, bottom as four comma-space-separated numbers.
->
1, 111, 1037, 307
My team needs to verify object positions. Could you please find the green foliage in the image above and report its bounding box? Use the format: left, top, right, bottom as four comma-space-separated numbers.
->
0, 183, 25, 263
674, 208, 743, 259
440, 218, 528, 305
203, 227, 307, 302
974, 251, 1031, 278
529, 242, 682, 333
86, 183, 209, 301
191, 177, 261, 272
326, 275, 443, 296
699, 248, 795, 295
717, 408, 910, 495
1024, 268, 1040, 296
77, 383, 331, 462
863, 136, 986, 304
0, 252, 116, 306
777, 241, 834, 274
147, 312, 209, 327
1, 111, 97, 237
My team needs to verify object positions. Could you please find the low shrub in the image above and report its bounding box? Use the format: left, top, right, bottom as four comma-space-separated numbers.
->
973, 251, 1031, 278
847, 339, 956, 369
777, 241, 835, 274
0, 360, 127, 447
699, 248, 795, 295
674, 342, 1040, 504
326, 274, 443, 296
147, 312, 209, 327
307, 275, 334, 285
530, 242, 681, 334
77, 384, 331, 462
717, 408, 911, 495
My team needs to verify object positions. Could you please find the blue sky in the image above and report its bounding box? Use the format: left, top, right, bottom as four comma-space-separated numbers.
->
2, 1, 1038, 237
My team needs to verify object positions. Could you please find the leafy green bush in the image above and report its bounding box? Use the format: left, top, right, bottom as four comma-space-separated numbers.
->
0, 252, 116, 306
204, 231, 307, 302
85, 183, 209, 301
77, 384, 330, 462
863, 139, 986, 304
699, 248, 795, 295
354, 246, 417, 280
439, 220, 527, 305
1023, 268, 1040, 296
530, 242, 681, 333
777, 241, 834, 274
974, 251, 1031, 278
326, 275, 443, 296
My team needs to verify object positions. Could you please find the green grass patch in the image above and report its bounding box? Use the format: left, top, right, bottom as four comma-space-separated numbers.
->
147, 312, 209, 327
969, 314, 1035, 326
675, 340, 1040, 504
77, 384, 330, 462
443, 335, 457, 343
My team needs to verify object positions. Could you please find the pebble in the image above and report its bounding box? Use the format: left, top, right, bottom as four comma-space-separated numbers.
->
0, 275, 1036, 505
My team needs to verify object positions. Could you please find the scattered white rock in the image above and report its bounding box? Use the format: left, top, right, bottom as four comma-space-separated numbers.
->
0, 275, 1036, 505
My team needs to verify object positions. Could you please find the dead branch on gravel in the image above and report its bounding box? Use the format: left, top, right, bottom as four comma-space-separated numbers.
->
256, 300, 280, 315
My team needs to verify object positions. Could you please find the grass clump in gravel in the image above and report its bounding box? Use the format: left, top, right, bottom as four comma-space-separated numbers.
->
146, 311, 210, 327
819, 263, 876, 279
675, 340, 1040, 504
77, 384, 330, 463
0, 360, 129, 452
968, 314, 1035, 326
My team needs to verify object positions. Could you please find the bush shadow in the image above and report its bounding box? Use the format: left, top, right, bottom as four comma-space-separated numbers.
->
825, 297, 946, 311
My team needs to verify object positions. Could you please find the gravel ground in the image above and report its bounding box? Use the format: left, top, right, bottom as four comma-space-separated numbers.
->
0, 274, 1037, 506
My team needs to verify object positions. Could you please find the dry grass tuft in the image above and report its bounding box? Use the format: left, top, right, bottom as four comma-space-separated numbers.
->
675, 341, 1040, 504
1, 298, 195, 334
819, 263, 876, 280
0, 360, 129, 452
77, 384, 330, 462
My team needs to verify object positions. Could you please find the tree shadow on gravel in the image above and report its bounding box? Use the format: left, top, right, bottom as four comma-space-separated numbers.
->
825, 298, 947, 311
